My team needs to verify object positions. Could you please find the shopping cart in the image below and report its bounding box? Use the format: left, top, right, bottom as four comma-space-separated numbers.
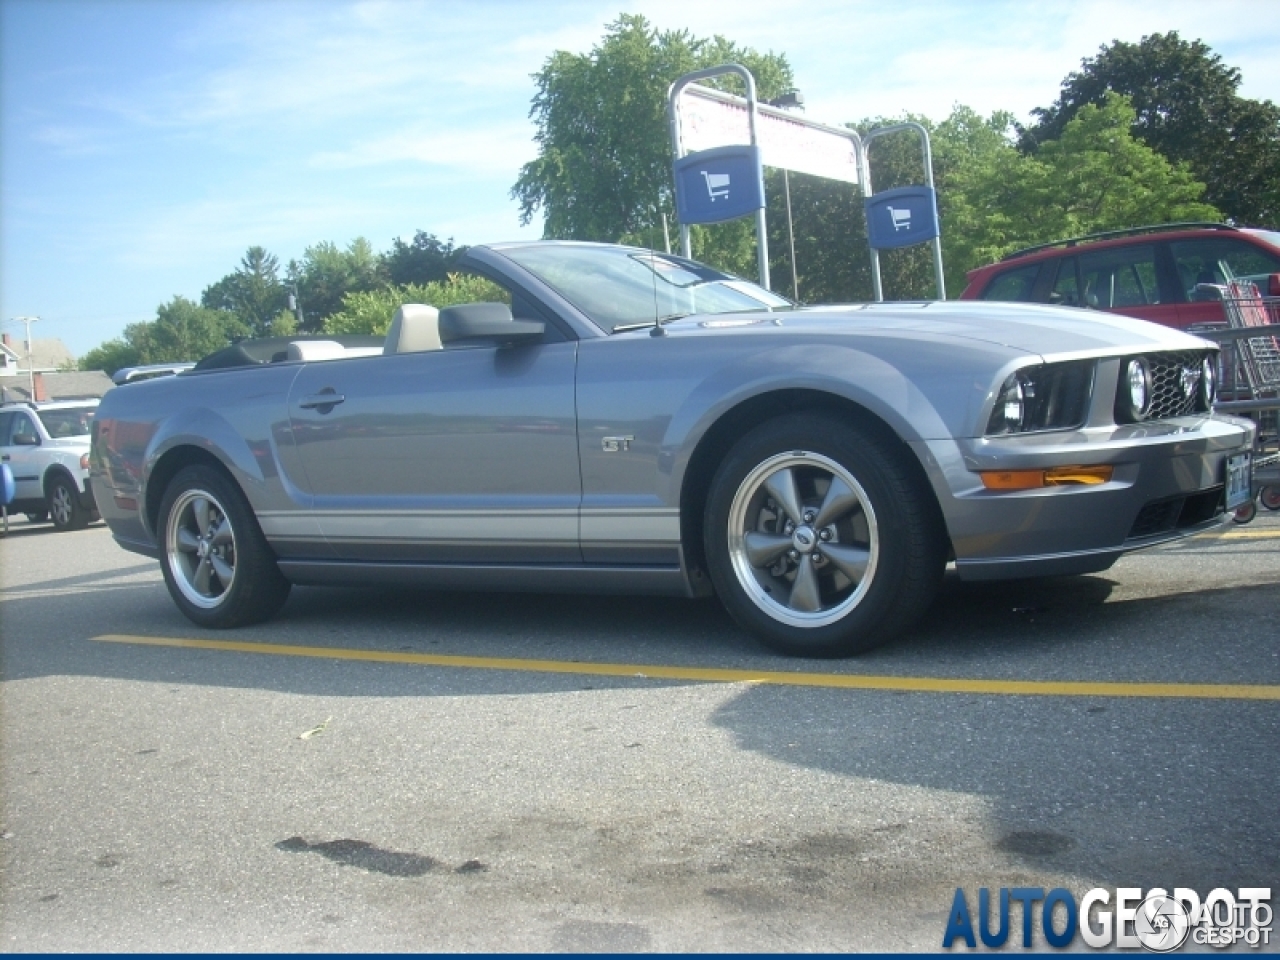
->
1192, 280, 1280, 521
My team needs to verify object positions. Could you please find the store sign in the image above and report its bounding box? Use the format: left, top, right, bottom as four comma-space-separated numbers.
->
864, 185, 940, 250
672, 144, 765, 225
679, 86, 860, 185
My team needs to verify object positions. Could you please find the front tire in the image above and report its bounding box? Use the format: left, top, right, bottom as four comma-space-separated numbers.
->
48, 476, 89, 531
158, 465, 291, 628
704, 415, 945, 657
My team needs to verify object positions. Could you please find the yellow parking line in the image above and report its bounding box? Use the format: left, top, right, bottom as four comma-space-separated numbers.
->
1218, 529, 1280, 540
93, 635, 1280, 700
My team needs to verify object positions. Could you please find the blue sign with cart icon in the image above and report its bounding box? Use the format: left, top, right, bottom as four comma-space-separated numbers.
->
864, 185, 939, 250
673, 144, 765, 225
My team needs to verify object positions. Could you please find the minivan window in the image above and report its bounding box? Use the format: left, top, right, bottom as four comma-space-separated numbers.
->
1170, 237, 1280, 297
1079, 244, 1160, 309
36, 406, 95, 438
1049, 257, 1081, 307
979, 263, 1040, 302
9, 413, 40, 445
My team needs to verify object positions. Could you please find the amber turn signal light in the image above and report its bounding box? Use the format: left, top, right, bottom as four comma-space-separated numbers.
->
980, 465, 1114, 490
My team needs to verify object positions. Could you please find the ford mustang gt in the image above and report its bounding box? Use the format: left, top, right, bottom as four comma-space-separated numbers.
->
90, 241, 1255, 656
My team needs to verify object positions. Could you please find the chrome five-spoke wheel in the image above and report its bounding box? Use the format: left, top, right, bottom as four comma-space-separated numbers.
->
728, 451, 878, 628
157, 465, 291, 627
166, 488, 237, 609
704, 415, 944, 657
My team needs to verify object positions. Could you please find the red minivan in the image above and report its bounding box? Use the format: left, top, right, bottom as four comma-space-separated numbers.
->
959, 223, 1280, 330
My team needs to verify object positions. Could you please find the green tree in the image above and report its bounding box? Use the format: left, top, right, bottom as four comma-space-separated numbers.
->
384, 231, 466, 287
1023, 32, 1280, 224
79, 298, 246, 375
288, 237, 388, 329
760, 171, 869, 303
201, 246, 288, 337
148, 297, 248, 361
949, 94, 1219, 285
323, 274, 507, 336
513, 13, 793, 254
79, 338, 141, 377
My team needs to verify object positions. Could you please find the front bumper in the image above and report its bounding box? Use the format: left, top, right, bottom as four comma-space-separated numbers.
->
916, 413, 1256, 581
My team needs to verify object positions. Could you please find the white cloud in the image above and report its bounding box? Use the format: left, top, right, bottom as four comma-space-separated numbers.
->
308, 120, 538, 174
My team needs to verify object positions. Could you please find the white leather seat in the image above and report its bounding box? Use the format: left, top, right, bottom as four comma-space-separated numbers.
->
383, 304, 442, 355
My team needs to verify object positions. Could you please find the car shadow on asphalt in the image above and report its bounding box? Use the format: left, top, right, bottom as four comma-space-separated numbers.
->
707, 667, 1280, 892
4, 567, 1278, 689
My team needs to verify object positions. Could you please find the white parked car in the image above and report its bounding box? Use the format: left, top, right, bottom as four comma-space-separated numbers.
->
0, 399, 100, 530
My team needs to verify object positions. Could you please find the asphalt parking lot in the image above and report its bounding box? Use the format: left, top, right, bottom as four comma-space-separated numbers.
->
2, 512, 1278, 951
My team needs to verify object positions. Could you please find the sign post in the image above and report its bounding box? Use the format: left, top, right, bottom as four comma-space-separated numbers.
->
668, 64, 771, 289
669, 68, 945, 301
861, 122, 946, 300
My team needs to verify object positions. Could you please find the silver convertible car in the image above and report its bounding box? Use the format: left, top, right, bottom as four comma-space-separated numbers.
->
90, 242, 1255, 657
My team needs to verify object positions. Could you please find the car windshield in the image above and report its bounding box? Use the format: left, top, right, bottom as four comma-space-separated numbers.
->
499, 244, 792, 333
37, 406, 95, 438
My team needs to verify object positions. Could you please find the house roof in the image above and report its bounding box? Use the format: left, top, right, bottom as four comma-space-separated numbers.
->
28, 338, 76, 370
0, 336, 76, 372
0, 371, 113, 403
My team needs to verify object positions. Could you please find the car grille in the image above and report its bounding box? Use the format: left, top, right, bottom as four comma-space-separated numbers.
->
1128, 487, 1224, 539
1115, 350, 1211, 423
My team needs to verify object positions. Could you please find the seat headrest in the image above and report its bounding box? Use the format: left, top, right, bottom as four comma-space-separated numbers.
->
383, 304, 442, 355
286, 340, 348, 362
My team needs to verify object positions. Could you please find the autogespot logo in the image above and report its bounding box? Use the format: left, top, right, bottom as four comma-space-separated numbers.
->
942, 886, 1273, 951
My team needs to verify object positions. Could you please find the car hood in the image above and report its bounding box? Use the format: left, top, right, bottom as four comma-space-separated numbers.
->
676, 299, 1209, 358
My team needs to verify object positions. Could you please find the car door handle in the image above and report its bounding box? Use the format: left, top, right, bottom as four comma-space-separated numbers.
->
299, 392, 345, 410
1, 455, 8, 461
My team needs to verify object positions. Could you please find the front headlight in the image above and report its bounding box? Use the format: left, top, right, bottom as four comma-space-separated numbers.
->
1200, 355, 1216, 410
1123, 358, 1152, 421
992, 374, 1029, 433
985, 360, 1095, 435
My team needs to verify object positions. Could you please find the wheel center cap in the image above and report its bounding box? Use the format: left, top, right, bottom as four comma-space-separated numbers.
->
792, 526, 817, 554
197, 539, 210, 558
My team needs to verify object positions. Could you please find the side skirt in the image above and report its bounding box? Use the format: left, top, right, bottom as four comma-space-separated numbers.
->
276, 560, 698, 598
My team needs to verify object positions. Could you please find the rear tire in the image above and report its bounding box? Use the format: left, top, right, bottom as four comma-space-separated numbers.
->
158, 465, 291, 628
703, 415, 945, 657
48, 476, 89, 531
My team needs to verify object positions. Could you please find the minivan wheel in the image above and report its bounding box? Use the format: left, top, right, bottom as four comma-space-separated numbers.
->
158, 465, 290, 628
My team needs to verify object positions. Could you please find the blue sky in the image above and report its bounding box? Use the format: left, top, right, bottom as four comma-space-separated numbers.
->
2, 0, 1277, 358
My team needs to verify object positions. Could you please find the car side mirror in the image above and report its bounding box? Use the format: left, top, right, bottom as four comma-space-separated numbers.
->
1269, 273, 1280, 297
11, 432, 40, 446
438, 303, 545, 346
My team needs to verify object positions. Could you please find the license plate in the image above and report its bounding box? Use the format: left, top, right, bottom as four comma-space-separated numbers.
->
1225, 452, 1252, 510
